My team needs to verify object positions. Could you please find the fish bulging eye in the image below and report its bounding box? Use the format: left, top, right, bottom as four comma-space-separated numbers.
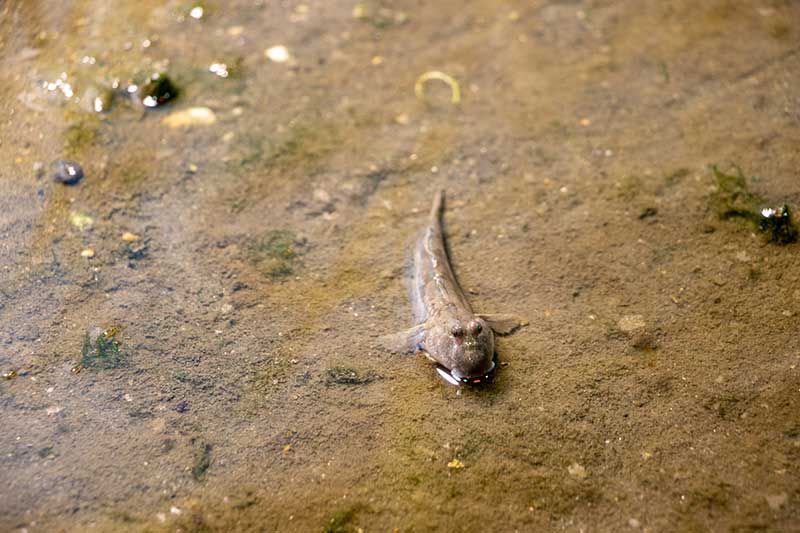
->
468, 320, 482, 335
451, 325, 465, 338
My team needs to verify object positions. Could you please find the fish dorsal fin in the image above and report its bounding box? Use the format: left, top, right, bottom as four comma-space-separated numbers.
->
476, 314, 527, 335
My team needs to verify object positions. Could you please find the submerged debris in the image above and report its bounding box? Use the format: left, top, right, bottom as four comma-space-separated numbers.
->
758, 205, 797, 244
138, 73, 178, 108
51, 159, 84, 185
415, 71, 461, 105
80, 326, 126, 369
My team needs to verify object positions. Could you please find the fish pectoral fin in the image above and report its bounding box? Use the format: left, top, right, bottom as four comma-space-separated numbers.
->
477, 314, 528, 335
376, 324, 426, 355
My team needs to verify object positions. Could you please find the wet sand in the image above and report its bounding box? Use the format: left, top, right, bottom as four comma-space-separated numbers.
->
1, 1, 799, 531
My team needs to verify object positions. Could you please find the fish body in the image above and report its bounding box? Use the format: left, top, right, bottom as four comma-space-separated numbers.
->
387, 190, 523, 384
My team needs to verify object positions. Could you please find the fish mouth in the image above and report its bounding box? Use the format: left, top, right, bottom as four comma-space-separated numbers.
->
435, 360, 496, 386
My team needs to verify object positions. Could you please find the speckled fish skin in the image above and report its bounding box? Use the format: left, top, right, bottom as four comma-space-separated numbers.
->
408, 190, 496, 381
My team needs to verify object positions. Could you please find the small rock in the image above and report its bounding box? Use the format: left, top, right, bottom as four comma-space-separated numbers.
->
265, 45, 290, 63
765, 492, 788, 510
70, 212, 94, 230
80, 248, 95, 258
447, 459, 465, 469
175, 400, 189, 413
638, 207, 657, 219
567, 462, 587, 479
618, 315, 646, 333
220, 303, 234, 314
121, 232, 141, 242
33, 161, 45, 178
162, 107, 216, 128
313, 189, 331, 203
51, 159, 84, 185
628, 518, 641, 528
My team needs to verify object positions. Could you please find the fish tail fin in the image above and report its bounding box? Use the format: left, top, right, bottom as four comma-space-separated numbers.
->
430, 189, 445, 222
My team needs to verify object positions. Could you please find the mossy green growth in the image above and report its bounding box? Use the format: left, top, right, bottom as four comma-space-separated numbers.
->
247, 230, 304, 280
325, 366, 375, 386
710, 165, 758, 221
323, 505, 365, 533
63, 119, 99, 157
264, 119, 340, 174
192, 440, 212, 481
709, 165, 798, 243
80, 326, 126, 369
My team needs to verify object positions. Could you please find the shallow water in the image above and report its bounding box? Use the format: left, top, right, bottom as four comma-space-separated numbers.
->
1, 1, 799, 531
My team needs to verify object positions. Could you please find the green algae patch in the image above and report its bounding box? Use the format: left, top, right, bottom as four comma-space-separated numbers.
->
265, 119, 342, 174
323, 504, 367, 533
192, 440, 212, 481
709, 165, 758, 221
325, 366, 376, 386
63, 118, 100, 157
79, 326, 126, 370
247, 230, 305, 280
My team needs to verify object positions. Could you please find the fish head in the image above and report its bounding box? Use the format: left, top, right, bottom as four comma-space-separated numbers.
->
429, 317, 495, 383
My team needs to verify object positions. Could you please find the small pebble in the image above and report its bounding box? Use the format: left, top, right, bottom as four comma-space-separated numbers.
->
567, 462, 587, 479
618, 315, 646, 333
121, 232, 141, 242
162, 107, 216, 128
175, 400, 189, 413
51, 159, 84, 185
447, 459, 465, 469
266, 45, 290, 63
80, 248, 95, 258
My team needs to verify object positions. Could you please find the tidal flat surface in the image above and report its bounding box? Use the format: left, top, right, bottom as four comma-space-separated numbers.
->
1, 1, 799, 531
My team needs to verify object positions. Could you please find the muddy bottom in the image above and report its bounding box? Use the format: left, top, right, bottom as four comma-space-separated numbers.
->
1, 1, 799, 531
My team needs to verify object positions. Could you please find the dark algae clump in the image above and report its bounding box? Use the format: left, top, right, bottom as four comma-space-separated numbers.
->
138, 73, 178, 108
247, 230, 305, 280
79, 327, 126, 369
759, 205, 797, 244
192, 440, 212, 481
323, 505, 365, 533
709, 165, 798, 244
